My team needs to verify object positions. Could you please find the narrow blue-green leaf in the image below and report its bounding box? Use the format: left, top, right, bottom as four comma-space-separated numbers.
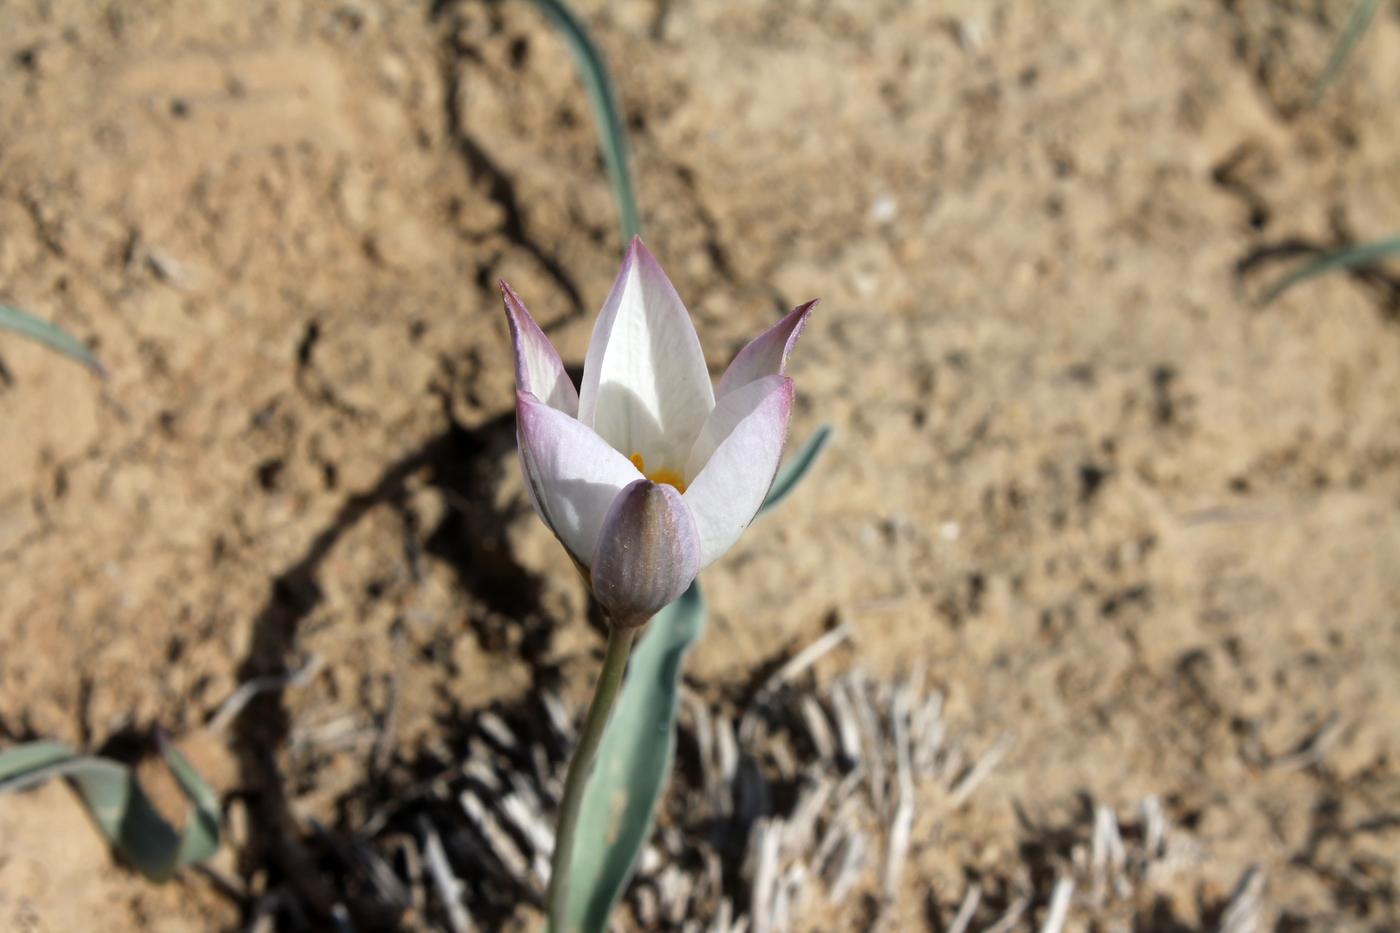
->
1260, 234, 1400, 305
158, 735, 222, 872
0, 740, 81, 791
527, 0, 641, 242
1313, 0, 1383, 104
758, 424, 833, 518
562, 582, 706, 933
0, 739, 220, 881
0, 302, 105, 375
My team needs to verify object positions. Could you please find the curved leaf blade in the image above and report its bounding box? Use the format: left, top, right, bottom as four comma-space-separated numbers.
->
527, 0, 641, 242
0, 302, 105, 375
1313, 0, 1382, 104
562, 582, 706, 933
0, 740, 85, 791
1259, 234, 1400, 306
758, 424, 833, 517
0, 739, 220, 881
158, 736, 222, 873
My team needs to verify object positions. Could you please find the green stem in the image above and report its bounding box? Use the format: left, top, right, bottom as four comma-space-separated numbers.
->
547, 625, 636, 930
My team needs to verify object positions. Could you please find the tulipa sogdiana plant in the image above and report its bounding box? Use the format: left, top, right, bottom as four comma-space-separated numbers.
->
502, 236, 814, 927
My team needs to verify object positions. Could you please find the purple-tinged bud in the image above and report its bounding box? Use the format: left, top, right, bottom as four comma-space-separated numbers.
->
590, 479, 701, 629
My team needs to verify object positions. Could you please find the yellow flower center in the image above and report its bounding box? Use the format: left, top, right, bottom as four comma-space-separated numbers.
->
629, 452, 687, 493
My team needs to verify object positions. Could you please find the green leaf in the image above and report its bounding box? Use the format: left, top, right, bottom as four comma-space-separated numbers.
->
0, 738, 220, 881
1313, 0, 1383, 105
155, 735, 222, 873
758, 424, 833, 517
0, 302, 105, 375
527, 0, 641, 243
1259, 234, 1400, 306
563, 582, 706, 933
0, 740, 78, 790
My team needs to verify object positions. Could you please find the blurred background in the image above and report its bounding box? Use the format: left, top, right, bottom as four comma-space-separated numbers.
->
1, 0, 1398, 929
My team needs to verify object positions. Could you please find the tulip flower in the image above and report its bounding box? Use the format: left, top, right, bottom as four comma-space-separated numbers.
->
509, 237, 815, 929
503, 236, 815, 630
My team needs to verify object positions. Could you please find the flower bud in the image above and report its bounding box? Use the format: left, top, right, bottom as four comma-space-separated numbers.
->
590, 479, 701, 629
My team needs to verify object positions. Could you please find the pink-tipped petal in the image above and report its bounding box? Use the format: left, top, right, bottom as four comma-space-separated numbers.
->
590, 478, 701, 629
714, 299, 817, 399
578, 237, 715, 471
502, 281, 579, 415
682, 375, 795, 569
516, 391, 642, 566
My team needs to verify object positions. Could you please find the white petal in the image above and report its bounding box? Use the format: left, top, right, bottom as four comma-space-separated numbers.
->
578, 237, 715, 470
682, 375, 794, 569
516, 391, 643, 566
715, 299, 817, 399
502, 281, 579, 415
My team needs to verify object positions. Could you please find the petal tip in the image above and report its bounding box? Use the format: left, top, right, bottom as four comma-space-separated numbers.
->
500, 281, 529, 334
781, 298, 819, 361
621, 236, 647, 276
504, 287, 579, 415
714, 300, 816, 398
630, 237, 670, 280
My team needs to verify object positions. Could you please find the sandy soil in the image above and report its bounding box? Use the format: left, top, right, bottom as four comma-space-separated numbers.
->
1, 0, 1397, 929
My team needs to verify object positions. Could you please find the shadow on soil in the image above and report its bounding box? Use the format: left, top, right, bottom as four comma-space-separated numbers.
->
228, 401, 559, 929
